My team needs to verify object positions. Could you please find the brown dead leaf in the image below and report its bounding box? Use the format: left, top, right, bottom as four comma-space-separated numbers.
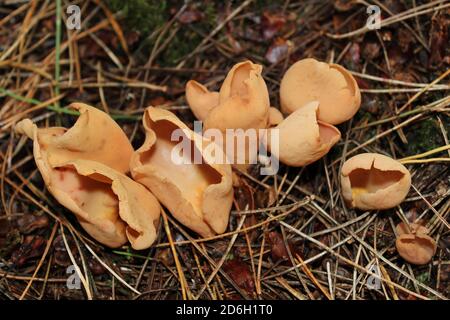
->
363, 41, 381, 60
177, 7, 203, 24
88, 257, 106, 276
384, 0, 405, 14
261, 11, 286, 40
429, 13, 449, 66
223, 257, 255, 295
267, 231, 288, 261
15, 214, 49, 234
11, 235, 46, 267
398, 28, 414, 53
53, 234, 77, 267
355, 77, 370, 90
334, 0, 357, 12
393, 70, 417, 83
267, 231, 300, 262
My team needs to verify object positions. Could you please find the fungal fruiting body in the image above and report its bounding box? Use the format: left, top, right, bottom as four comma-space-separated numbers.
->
395, 222, 437, 265
47, 160, 160, 249
265, 101, 341, 167
396, 221, 429, 236
130, 107, 233, 238
205, 60, 270, 132
340, 153, 411, 210
268, 107, 284, 127
187, 61, 271, 170
280, 58, 361, 125
185, 80, 219, 121
15, 104, 160, 249
44, 103, 134, 173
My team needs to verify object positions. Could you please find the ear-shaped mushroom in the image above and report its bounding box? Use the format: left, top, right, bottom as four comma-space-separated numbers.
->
396, 234, 436, 265
395, 222, 436, 265
204, 60, 270, 132
185, 80, 219, 121
396, 221, 429, 236
201, 61, 270, 170
130, 107, 233, 237
265, 101, 341, 167
16, 103, 134, 173
340, 153, 411, 210
15, 121, 160, 249
280, 58, 361, 125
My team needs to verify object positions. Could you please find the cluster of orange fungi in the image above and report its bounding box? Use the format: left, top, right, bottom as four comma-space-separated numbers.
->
16, 58, 434, 265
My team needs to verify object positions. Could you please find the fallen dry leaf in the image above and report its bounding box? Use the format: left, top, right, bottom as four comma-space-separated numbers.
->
223, 257, 255, 295
53, 234, 77, 267
261, 10, 286, 40
267, 231, 300, 262
429, 13, 448, 66
334, 0, 356, 12
362, 41, 381, 60
15, 214, 49, 234
177, 7, 203, 24
11, 235, 46, 267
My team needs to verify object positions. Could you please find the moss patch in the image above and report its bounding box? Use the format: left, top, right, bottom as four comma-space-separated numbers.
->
106, 1, 220, 66
406, 118, 445, 155
106, 0, 168, 35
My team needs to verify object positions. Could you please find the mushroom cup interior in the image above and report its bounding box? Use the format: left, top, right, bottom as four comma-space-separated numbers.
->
348, 162, 405, 196
397, 234, 436, 262
139, 117, 222, 215
399, 236, 435, 251
54, 163, 160, 239
51, 166, 119, 222
318, 121, 340, 145
230, 63, 252, 97
330, 64, 357, 97
190, 80, 207, 94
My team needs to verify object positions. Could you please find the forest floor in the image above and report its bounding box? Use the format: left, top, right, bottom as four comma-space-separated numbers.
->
0, 0, 449, 300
